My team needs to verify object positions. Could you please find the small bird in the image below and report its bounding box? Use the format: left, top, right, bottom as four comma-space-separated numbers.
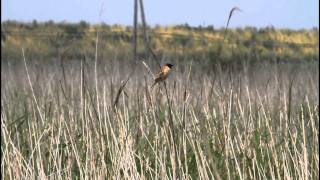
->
151, 63, 174, 89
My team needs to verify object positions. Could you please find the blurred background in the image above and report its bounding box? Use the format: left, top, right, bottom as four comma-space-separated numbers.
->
1, 0, 319, 64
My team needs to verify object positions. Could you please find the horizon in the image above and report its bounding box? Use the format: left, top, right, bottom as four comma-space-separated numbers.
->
2, 20, 319, 31
2, 0, 319, 30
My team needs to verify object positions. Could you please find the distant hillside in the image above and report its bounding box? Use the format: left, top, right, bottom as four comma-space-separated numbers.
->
1, 21, 319, 63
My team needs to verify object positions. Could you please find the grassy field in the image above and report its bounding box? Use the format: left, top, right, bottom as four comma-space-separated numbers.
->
1, 50, 319, 179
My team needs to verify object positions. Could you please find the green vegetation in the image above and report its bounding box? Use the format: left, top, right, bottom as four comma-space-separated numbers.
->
1, 21, 319, 63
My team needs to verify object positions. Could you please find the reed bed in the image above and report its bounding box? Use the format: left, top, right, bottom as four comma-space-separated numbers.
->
1, 56, 319, 179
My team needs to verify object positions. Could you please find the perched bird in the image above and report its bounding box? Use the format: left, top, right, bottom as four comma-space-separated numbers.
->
151, 63, 174, 89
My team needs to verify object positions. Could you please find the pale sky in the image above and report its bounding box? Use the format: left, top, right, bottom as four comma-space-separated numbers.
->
2, 0, 319, 29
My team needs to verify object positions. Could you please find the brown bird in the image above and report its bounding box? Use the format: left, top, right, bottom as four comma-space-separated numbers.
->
151, 63, 174, 89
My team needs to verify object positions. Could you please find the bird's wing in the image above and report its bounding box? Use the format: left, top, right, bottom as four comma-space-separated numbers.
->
154, 67, 165, 79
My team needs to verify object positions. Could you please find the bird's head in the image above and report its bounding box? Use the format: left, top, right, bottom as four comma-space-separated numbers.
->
165, 63, 174, 68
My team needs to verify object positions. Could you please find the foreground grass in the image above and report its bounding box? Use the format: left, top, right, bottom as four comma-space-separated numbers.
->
1, 58, 319, 179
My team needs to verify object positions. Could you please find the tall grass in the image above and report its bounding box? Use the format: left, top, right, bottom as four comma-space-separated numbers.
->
1, 55, 319, 179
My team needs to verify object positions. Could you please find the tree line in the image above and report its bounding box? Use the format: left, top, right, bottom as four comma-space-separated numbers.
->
1, 20, 319, 63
